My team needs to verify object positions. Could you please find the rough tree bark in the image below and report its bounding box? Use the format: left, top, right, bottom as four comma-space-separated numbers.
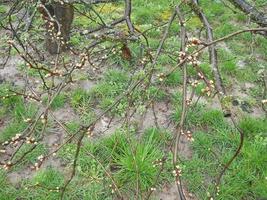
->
228, 0, 267, 27
41, 0, 119, 54
44, 2, 74, 54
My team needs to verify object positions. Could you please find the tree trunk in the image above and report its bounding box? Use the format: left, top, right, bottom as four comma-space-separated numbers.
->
45, 2, 74, 54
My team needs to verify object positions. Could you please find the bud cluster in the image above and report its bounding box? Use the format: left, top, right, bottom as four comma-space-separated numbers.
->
140, 56, 149, 66
0, 134, 24, 148
178, 51, 186, 61
187, 54, 201, 66
186, 99, 192, 106
201, 80, 215, 97
49, 186, 60, 193
181, 130, 194, 142
86, 126, 94, 138
188, 37, 201, 46
26, 137, 37, 145
152, 158, 164, 167
87, 129, 93, 138
172, 165, 182, 177
40, 114, 47, 124
157, 73, 165, 82
31, 154, 45, 171
3, 161, 12, 170
109, 184, 116, 194
1, 93, 41, 103
10, 133, 22, 146
190, 79, 199, 88
75, 53, 88, 69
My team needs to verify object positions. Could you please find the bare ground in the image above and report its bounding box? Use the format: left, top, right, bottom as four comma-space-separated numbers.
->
0, 51, 265, 199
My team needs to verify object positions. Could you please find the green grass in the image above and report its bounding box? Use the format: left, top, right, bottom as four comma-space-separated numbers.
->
0, 169, 19, 200
132, 0, 173, 25
172, 101, 228, 129
1, 0, 267, 199
88, 69, 133, 116
20, 168, 65, 200
147, 86, 166, 101
0, 84, 22, 114
43, 93, 66, 110
56, 128, 172, 198
0, 120, 28, 142
183, 109, 267, 200
100, 129, 171, 196
13, 144, 48, 170
239, 117, 267, 137
0, 90, 38, 142
164, 69, 182, 86
70, 88, 91, 109
65, 121, 80, 135
113, 137, 162, 192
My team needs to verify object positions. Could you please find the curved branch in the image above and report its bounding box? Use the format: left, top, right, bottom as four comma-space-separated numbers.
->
228, 0, 267, 27
189, 0, 230, 116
